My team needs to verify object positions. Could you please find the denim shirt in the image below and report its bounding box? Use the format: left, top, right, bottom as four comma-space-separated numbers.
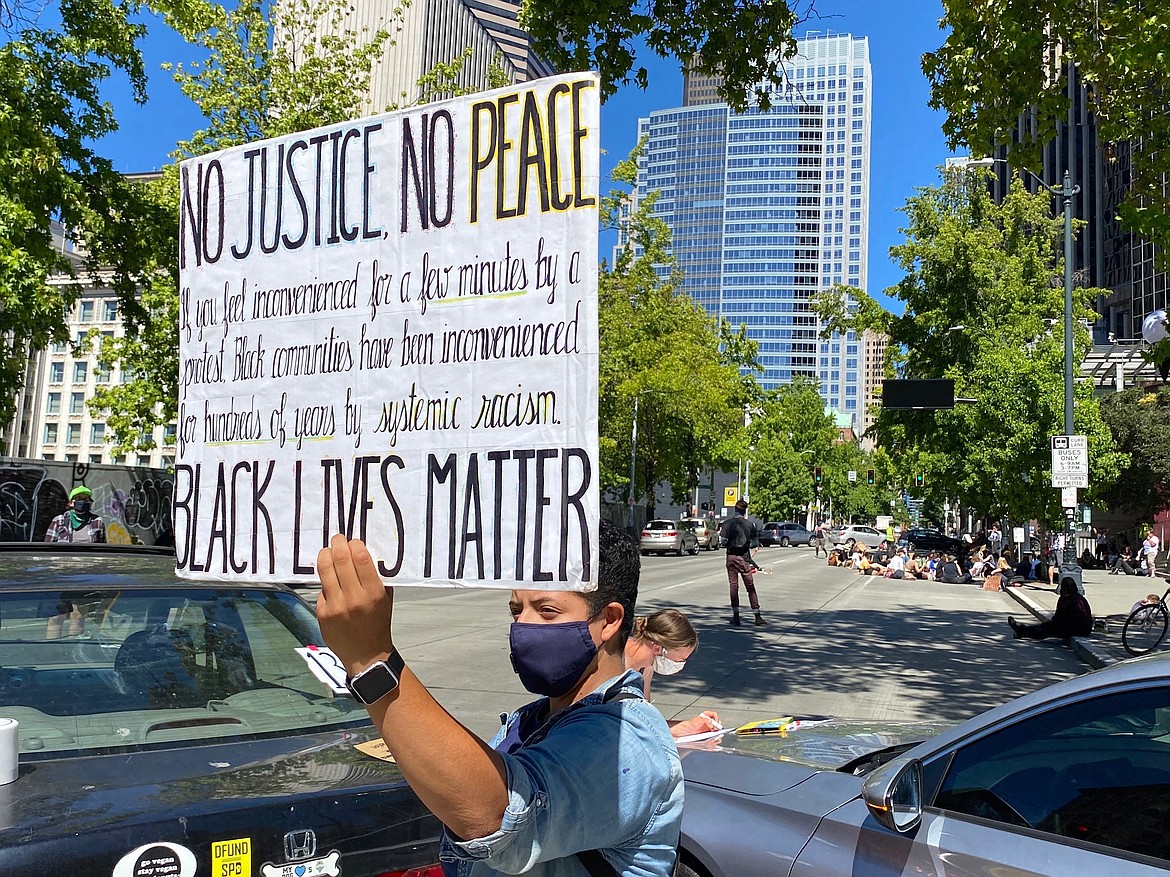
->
439, 670, 683, 877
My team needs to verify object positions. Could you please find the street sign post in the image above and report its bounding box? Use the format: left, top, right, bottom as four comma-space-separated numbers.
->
724, 486, 739, 506
1060, 486, 1077, 509
1050, 435, 1088, 488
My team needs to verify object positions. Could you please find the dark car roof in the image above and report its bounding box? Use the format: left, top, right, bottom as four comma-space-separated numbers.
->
0, 544, 292, 593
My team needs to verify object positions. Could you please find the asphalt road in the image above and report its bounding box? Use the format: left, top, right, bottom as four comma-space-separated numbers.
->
298, 545, 1085, 740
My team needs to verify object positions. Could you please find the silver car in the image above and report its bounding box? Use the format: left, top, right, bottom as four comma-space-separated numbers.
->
680, 518, 721, 551
640, 519, 700, 556
832, 524, 886, 549
677, 653, 1170, 877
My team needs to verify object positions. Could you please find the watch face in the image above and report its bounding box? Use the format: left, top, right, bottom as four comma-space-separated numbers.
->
350, 662, 399, 704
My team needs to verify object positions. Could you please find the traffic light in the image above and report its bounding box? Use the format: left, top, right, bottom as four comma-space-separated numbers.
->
866, 468, 875, 485
914, 473, 925, 488
814, 466, 823, 484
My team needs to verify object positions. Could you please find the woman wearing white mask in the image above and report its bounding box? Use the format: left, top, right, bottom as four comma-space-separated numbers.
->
624, 609, 721, 739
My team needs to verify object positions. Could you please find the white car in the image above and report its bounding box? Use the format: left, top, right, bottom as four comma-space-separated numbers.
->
832, 524, 886, 549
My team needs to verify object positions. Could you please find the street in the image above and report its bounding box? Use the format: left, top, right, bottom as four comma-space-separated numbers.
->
298, 546, 1084, 740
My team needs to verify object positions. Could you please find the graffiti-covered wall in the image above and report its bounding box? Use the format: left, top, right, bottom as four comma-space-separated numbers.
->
0, 458, 173, 545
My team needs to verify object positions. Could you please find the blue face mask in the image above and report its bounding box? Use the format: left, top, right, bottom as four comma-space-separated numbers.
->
509, 620, 599, 697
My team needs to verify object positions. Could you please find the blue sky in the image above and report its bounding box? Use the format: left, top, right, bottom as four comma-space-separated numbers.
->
98, 0, 954, 310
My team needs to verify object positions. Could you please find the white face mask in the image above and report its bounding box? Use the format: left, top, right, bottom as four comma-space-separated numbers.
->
653, 654, 685, 675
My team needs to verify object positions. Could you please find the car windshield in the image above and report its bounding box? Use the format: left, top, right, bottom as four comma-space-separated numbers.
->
0, 587, 368, 756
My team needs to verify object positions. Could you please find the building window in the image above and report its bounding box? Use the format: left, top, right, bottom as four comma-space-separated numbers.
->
46, 392, 61, 414
65, 424, 81, 445
49, 362, 64, 383
91, 423, 105, 444
95, 363, 111, 384
50, 340, 65, 353
73, 362, 88, 383
103, 300, 118, 321
163, 424, 177, 444
69, 392, 85, 414
79, 300, 94, 322
44, 423, 58, 444
65, 453, 78, 462
42, 453, 55, 461
89, 454, 102, 464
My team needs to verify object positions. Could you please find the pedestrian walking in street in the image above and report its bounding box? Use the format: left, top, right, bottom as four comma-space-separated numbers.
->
812, 521, 827, 558
719, 499, 765, 626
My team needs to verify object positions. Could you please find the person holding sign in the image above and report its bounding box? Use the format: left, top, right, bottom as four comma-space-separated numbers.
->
315, 519, 683, 877
624, 609, 722, 738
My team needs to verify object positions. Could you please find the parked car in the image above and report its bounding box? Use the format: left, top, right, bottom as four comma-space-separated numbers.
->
0, 544, 441, 877
680, 518, 720, 551
677, 652, 1170, 877
831, 524, 886, 549
898, 527, 966, 558
640, 520, 700, 555
759, 522, 813, 548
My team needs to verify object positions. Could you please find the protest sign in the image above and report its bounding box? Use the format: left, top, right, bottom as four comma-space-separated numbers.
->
174, 73, 600, 589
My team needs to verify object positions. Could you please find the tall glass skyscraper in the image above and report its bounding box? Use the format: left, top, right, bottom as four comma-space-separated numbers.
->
631, 34, 871, 422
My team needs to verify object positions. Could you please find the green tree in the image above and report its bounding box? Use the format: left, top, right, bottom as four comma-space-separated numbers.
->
522, 0, 818, 111
818, 169, 1126, 526
924, 1, 1170, 249
89, 0, 398, 450
1098, 385, 1170, 521
0, 0, 162, 429
742, 380, 835, 522
599, 148, 760, 518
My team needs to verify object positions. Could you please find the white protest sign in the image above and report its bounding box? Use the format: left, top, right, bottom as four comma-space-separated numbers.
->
175, 74, 601, 588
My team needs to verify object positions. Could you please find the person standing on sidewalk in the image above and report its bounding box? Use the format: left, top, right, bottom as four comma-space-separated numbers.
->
719, 500, 765, 626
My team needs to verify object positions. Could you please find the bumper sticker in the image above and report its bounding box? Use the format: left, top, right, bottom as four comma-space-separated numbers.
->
260, 850, 341, 877
113, 842, 197, 877
212, 837, 252, 877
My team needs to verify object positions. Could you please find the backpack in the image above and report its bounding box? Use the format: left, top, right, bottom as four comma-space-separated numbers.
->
722, 517, 751, 550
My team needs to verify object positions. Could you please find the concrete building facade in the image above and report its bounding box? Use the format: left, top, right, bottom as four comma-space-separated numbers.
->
330, 0, 555, 113
2, 224, 176, 468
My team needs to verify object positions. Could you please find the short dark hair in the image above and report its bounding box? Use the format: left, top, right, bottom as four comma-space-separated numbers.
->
584, 518, 639, 644
734, 499, 748, 513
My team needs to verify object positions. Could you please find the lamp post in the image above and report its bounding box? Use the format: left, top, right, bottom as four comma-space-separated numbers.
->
626, 394, 639, 533
959, 157, 1082, 573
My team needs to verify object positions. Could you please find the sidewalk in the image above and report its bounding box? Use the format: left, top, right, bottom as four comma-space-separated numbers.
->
1002, 566, 1168, 668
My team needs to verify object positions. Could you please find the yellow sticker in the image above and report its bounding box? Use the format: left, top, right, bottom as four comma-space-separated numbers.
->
211, 837, 251, 877
355, 738, 397, 762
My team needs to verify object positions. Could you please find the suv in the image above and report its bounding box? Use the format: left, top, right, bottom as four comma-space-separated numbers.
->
760, 522, 813, 547
681, 518, 720, 551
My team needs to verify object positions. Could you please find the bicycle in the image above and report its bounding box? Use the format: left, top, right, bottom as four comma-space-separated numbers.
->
1120, 585, 1170, 656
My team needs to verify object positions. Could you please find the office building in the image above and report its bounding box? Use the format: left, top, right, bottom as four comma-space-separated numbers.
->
984, 65, 1167, 342
327, 0, 555, 113
631, 34, 872, 422
2, 223, 176, 467
860, 328, 888, 441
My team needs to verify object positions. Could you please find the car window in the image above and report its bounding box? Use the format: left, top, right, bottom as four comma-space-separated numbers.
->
646, 521, 675, 530
0, 588, 368, 756
932, 686, 1170, 862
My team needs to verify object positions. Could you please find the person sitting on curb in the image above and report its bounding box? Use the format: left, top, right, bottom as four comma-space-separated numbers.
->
1110, 545, 1138, 575
1008, 578, 1093, 643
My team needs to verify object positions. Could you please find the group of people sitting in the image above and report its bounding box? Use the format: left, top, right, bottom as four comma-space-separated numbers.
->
830, 542, 1005, 584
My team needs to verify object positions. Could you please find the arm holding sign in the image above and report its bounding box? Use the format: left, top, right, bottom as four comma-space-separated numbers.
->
316, 536, 510, 841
